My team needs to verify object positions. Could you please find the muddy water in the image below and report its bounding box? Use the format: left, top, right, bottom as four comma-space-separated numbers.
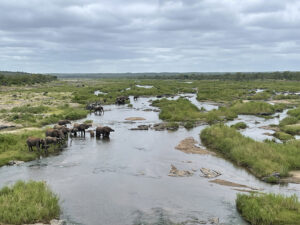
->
0, 98, 299, 225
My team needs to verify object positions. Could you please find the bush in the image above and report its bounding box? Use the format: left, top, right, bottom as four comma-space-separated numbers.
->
231, 122, 247, 129
200, 124, 300, 179
0, 180, 60, 224
236, 193, 300, 225
273, 131, 295, 142
279, 116, 298, 127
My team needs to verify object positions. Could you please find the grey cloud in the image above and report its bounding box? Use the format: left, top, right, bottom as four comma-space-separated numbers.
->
0, 0, 299, 73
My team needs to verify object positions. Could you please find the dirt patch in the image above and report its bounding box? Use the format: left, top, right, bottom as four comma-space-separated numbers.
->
281, 171, 300, 184
259, 125, 280, 132
125, 117, 146, 121
268, 99, 293, 104
168, 165, 193, 177
175, 137, 214, 155
0, 127, 41, 134
209, 179, 259, 190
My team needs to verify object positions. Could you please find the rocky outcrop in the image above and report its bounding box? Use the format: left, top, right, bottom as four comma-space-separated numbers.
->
168, 165, 193, 177
200, 168, 221, 178
130, 125, 151, 130
175, 137, 214, 155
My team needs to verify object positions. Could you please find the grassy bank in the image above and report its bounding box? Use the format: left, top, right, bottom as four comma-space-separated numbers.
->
0, 129, 45, 167
236, 193, 300, 225
0, 180, 60, 224
200, 124, 300, 180
152, 98, 286, 125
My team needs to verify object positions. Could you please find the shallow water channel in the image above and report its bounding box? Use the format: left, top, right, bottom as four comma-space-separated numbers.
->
0, 96, 299, 225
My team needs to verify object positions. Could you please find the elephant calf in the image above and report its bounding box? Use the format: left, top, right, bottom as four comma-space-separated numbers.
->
96, 126, 114, 138
88, 130, 95, 138
73, 123, 91, 136
27, 137, 43, 152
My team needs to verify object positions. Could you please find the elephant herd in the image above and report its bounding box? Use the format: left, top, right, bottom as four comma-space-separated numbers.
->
26, 119, 114, 152
86, 102, 104, 115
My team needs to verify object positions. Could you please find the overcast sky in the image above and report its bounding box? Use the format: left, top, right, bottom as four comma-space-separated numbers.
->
0, 0, 300, 73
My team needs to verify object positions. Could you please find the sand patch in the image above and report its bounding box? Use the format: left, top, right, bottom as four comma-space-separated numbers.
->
281, 171, 300, 184
125, 117, 146, 121
209, 179, 259, 190
175, 137, 214, 155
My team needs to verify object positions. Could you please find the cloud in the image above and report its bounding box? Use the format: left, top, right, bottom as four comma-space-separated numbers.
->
0, 0, 299, 73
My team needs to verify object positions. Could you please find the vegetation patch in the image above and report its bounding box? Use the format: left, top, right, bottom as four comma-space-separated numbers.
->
231, 122, 247, 130
200, 124, 300, 180
0, 180, 60, 225
273, 131, 295, 142
236, 193, 300, 225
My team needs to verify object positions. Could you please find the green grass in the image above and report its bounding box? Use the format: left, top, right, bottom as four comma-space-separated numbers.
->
200, 124, 300, 180
230, 101, 283, 115
0, 180, 60, 224
231, 122, 248, 129
236, 193, 300, 225
273, 132, 295, 142
281, 124, 300, 135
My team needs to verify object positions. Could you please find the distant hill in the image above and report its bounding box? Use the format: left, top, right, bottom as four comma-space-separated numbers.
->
0, 71, 57, 86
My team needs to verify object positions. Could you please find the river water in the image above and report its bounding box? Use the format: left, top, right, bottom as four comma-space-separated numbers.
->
0, 96, 299, 225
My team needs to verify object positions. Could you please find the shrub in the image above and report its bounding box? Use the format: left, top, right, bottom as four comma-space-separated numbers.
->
231, 122, 248, 129
236, 193, 300, 225
0, 180, 60, 224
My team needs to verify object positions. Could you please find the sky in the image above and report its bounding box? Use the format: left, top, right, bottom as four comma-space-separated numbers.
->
0, 0, 300, 73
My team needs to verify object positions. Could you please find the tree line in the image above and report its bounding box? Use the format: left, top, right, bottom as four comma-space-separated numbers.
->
0, 72, 57, 86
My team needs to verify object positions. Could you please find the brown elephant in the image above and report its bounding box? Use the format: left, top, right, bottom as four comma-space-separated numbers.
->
44, 137, 61, 146
46, 128, 64, 139
94, 105, 104, 115
96, 126, 114, 138
53, 125, 69, 138
27, 137, 43, 151
58, 120, 71, 126
73, 123, 91, 136
88, 130, 95, 137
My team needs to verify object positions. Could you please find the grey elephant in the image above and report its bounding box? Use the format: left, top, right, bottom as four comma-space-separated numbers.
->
96, 126, 114, 138
46, 128, 64, 139
94, 105, 104, 115
27, 137, 43, 151
58, 120, 71, 126
73, 123, 91, 136
53, 125, 69, 138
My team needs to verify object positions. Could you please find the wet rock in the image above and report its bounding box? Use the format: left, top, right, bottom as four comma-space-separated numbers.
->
263, 132, 273, 136
125, 117, 146, 121
175, 137, 214, 155
0, 124, 16, 130
26, 219, 65, 225
208, 217, 219, 224
200, 168, 221, 178
130, 125, 151, 130
209, 179, 259, 190
168, 165, 193, 177
7, 160, 24, 166
259, 125, 279, 132
152, 122, 178, 131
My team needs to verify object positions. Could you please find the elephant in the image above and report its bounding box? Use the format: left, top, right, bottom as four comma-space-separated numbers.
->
88, 130, 95, 137
53, 125, 69, 138
96, 126, 114, 138
134, 95, 139, 101
115, 96, 128, 105
94, 105, 104, 115
73, 123, 91, 136
46, 128, 64, 139
58, 120, 71, 126
27, 137, 43, 151
70, 127, 78, 137
44, 137, 61, 146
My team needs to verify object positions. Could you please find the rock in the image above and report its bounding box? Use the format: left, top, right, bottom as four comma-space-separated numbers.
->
0, 125, 16, 130
168, 164, 193, 177
263, 132, 273, 136
130, 125, 150, 130
175, 137, 214, 155
208, 217, 219, 224
152, 122, 178, 131
50, 219, 65, 225
200, 168, 221, 178
125, 117, 146, 121
7, 160, 24, 166
259, 125, 279, 132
